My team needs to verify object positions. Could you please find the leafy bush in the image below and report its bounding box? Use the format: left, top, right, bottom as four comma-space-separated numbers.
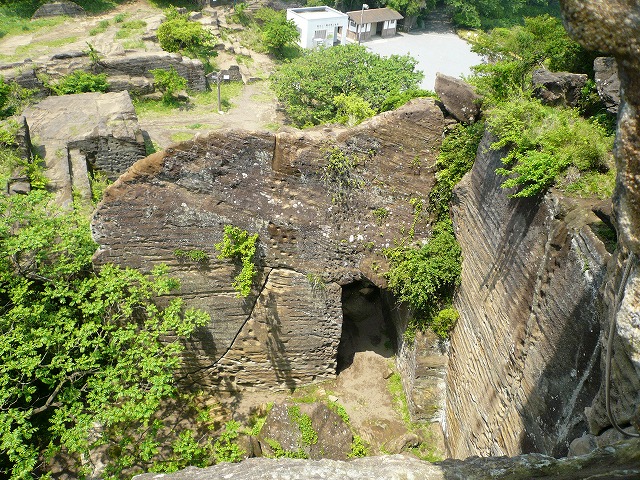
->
150, 66, 188, 104
271, 44, 422, 127
215, 225, 259, 297
429, 121, 484, 220
333, 93, 375, 126
348, 435, 369, 458
213, 421, 245, 463
379, 88, 437, 112
445, 0, 561, 29
487, 96, 614, 197
383, 220, 462, 336
157, 9, 216, 59
469, 15, 595, 102
260, 13, 299, 57
48, 70, 109, 95
0, 77, 34, 119
0, 189, 209, 479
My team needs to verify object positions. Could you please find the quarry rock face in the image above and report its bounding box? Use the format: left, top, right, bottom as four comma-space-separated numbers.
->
446, 132, 608, 458
560, 0, 640, 443
22, 91, 146, 207
132, 438, 640, 480
593, 57, 620, 114
92, 98, 445, 391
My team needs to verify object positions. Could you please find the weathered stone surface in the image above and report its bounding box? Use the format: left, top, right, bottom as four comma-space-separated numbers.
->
259, 403, 352, 460
446, 131, 608, 458
594, 57, 621, 114
383, 432, 421, 454
132, 438, 640, 480
434, 73, 481, 124
22, 91, 145, 207
100, 52, 207, 92
532, 68, 588, 107
559, 0, 640, 443
32, 1, 84, 18
92, 98, 445, 390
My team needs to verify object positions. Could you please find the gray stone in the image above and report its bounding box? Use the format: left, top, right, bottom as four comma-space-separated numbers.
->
434, 73, 481, 124
383, 433, 421, 454
532, 68, 588, 107
132, 438, 640, 480
594, 57, 620, 114
32, 1, 84, 18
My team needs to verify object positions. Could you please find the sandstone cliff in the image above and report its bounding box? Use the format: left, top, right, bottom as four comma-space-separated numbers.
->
446, 132, 608, 457
92, 98, 445, 391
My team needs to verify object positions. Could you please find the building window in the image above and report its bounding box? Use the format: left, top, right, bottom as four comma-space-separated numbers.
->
314, 29, 327, 39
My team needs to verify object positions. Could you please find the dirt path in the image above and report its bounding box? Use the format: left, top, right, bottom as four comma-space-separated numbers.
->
138, 80, 282, 149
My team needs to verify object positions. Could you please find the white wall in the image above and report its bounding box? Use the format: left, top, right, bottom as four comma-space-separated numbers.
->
287, 10, 348, 49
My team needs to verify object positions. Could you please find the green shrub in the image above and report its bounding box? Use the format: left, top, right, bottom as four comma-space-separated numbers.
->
333, 93, 375, 126
379, 88, 437, 112
48, 70, 109, 95
215, 225, 259, 297
150, 66, 188, 104
431, 307, 460, 339
0, 76, 34, 119
429, 122, 484, 220
487, 96, 614, 197
213, 421, 245, 463
383, 220, 462, 336
271, 44, 422, 127
348, 435, 369, 458
157, 11, 216, 59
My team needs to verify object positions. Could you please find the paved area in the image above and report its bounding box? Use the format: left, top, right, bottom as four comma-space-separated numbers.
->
364, 12, 482, 91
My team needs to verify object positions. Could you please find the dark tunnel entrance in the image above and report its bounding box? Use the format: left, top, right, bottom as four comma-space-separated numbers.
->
336, 279, 396, 374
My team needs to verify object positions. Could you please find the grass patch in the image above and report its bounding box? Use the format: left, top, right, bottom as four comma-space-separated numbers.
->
121, 39, 146, 50
133, 97, 187, 117
387, 371, 412, 428
192, 82, 244, 111
170, 132, 195, 143
90, 19, 111, 36
263, 122, 281, 132
561, 168, 616, 200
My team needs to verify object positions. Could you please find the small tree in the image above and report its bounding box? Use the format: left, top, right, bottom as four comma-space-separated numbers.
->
157, 8, 217, 59
261, 16, 299, 57
151, 66, 188, 104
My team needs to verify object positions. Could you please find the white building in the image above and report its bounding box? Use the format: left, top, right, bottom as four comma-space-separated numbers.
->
286, 6, 349, 49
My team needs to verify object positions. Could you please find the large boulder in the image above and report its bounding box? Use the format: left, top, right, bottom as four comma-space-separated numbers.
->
594, 57, 621, 114
258, 403, 352, 460
91, 98, 445, 391
32, 1, 84, 18
434, 73, 481, 124
532, 68, 588, 107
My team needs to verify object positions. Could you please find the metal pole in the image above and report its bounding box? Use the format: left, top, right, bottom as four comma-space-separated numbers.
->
216, 73, 221, 113
358, 4, 368, 45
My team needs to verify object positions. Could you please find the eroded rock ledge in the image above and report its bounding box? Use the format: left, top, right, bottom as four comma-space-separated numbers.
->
92, 98, 444, 391
133, 438, 640, 480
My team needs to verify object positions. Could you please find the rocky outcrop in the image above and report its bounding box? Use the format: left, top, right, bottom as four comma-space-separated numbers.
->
559, 0, 640, 443
0, 51, 207, 97
532, 68, 588, 107
132, 438, 640, 480
92, 98, 445, 390
22, 91, 146, 207
434, 73, 481, 124
258, 403, 352, 459
32, 1, 84, 18
594, 57, 620, 114
446, 132, 609, 458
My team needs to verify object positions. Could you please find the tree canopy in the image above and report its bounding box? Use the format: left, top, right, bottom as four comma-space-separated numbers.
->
445, 0, 560, 29
0, 189, 209, 479
270, 44, 423, 127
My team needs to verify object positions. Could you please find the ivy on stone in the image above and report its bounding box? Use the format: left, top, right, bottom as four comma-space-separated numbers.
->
215, 225, 259, 298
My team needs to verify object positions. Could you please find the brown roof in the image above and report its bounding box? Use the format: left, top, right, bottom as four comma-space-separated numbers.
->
346, 7, 403, 25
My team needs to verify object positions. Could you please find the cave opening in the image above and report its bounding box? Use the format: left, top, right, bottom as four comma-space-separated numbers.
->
336, 279, 396, 374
